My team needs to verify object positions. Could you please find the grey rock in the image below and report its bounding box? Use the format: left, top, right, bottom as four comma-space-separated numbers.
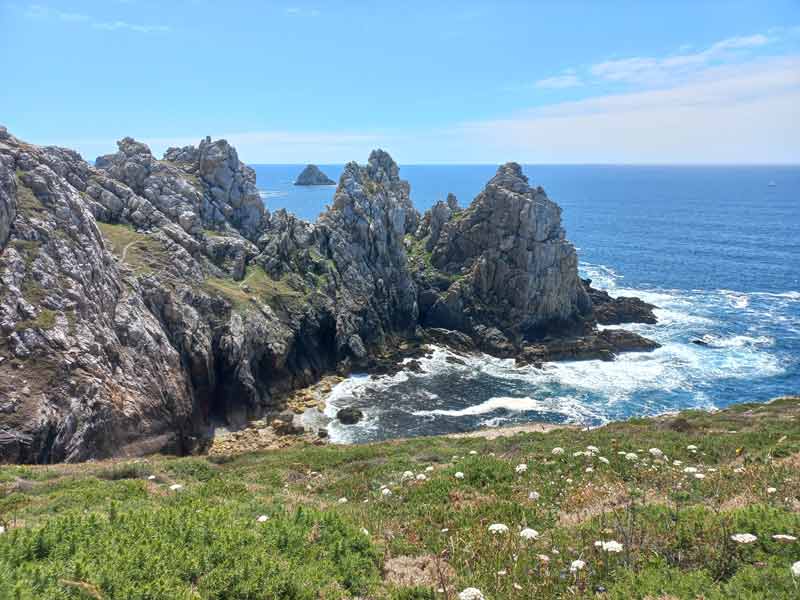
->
294, 164, 335, 186
0, 127, 656, 464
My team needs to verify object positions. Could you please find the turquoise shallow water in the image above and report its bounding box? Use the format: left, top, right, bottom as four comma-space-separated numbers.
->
251, 164, 800, 442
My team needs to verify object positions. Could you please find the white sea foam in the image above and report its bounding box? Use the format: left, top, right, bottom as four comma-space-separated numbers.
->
322, 262, 793, 443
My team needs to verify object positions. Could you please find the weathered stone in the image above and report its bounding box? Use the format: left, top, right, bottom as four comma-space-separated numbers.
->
294, 164, 335, 186
0, 128, 658, 464
337, 406, 364, 425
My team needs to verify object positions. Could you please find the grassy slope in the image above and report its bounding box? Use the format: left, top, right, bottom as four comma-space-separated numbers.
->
0, 398, 798, 599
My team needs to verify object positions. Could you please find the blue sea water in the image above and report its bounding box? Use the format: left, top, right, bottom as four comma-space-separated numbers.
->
251, 164, 800, 443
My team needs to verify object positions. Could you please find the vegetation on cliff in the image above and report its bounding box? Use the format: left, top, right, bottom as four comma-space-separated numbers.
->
1, 398, 798, 598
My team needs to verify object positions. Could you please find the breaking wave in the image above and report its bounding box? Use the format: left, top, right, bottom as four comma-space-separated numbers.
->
323, 261, 798, 444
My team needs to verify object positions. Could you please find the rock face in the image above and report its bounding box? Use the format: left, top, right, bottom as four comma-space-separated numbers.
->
0, 127, 656, 463
294, 164, 335, 186
413, 163, 591, 346
582, 278, 657, 325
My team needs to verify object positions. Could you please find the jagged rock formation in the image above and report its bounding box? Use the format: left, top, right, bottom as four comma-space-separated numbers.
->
294, 164, 334, 186
582, 278, 657, 325
0, 128, 657, 463
411, 163, 592, 349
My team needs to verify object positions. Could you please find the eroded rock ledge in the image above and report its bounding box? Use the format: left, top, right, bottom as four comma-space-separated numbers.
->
0, 126, 658, 463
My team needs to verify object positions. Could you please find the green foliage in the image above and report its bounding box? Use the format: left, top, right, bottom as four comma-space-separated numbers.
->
203, 265, 305, 313
96, 222, 172, 275
0, 399, 798, 598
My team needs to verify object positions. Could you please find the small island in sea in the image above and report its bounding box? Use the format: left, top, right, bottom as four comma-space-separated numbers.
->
1, 0, 798, 595
294, 163, 335, 185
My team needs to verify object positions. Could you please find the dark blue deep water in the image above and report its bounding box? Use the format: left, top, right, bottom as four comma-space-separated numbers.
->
251, 164, 800, 443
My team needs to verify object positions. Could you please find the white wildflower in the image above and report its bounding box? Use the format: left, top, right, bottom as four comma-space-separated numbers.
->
488, 523, 509, 534
425, 466, 434, 472
0, 526, 5, 535
767, 487, 777, 494
772, 534, 797, 542
169, 483, 183, 491
672, 460, 683, 466
792, 561, 800, 577
649, 448, 663, 458
402, 470, 414, 480
519, 528, 539, 540
416, 473, 427, 481
256, 515, 269, 523
381, 488, 392, 497
515, 463, 528, 474
528, 491, 540, 501
441, 528, 449, 533
573, 451, 587, 458
496, 569, 507, 576
586, 445, 600, 454
338, 497, 348, 504
683, 466, 698, 474
598, 456, 610, 464
361, 528, 369, 535
458, 588, 485, 600
585, 467, 594, 473
731, 533, 757, 544
537, 554, 550, 562
551, 447, 564, 455
147, 475, 156, 481
566, 478, 573, 484
694, 473, 706, 479
597, 540, 623, 553
625, 452, 638, 461
469, 450, 478, 455
569, 559, 586, 572
454, 471, 465, 479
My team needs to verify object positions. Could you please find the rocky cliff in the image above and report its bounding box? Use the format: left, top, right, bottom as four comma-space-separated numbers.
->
294, 164, 335, 186
0, 127, 657, 463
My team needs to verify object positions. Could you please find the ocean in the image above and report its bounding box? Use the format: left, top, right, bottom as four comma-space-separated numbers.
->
251, 164, 800, 443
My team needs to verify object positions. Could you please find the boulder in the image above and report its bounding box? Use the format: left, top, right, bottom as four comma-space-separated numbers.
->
337, 407, 364, 425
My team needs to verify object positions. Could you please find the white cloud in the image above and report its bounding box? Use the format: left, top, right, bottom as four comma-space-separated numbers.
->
457, 57, 800, 163
23, 3, 169, 33
590, 33, 773, 85
535, 74, 582, 89
92, 20, 170, 33
285, 7, 320, 17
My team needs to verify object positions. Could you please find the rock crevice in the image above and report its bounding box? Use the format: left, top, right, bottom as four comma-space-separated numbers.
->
0, 127, 657, 463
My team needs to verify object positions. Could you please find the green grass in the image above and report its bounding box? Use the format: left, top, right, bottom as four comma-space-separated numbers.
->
203, 264, 305, 313
14, 175, 46, 216
14, 308, 56, 332
1, 398, 798, 598
96, 222, 172, 275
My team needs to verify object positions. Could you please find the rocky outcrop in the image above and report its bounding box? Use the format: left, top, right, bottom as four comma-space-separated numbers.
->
294, 164, 335, 186
413, 163, 591, 345
0, 127, 657, 463
582, 278, 657, 325
0, 127, 16, 251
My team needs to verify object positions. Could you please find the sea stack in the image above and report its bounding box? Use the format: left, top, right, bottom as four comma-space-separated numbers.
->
294, 164, 335, 186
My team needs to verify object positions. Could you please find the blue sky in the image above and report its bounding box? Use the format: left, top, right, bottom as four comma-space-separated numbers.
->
1, 1, 799, 163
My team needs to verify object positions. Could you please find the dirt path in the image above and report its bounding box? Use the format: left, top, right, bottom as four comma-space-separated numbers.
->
121, 240, 139, 262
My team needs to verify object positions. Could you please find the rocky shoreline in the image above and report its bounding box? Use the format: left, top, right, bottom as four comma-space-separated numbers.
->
0, 125, 659, 463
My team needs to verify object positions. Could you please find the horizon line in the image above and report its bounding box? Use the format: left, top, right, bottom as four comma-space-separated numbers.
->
248, 162, 800, 167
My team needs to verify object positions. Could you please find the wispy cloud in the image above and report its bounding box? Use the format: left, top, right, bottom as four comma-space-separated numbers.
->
285, 7, 321, 17
460, 56, 800, 163
23, 3, 170, 33
92, 20, 169, 33
535, 73, 582, 89
590, 33, 773, 85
